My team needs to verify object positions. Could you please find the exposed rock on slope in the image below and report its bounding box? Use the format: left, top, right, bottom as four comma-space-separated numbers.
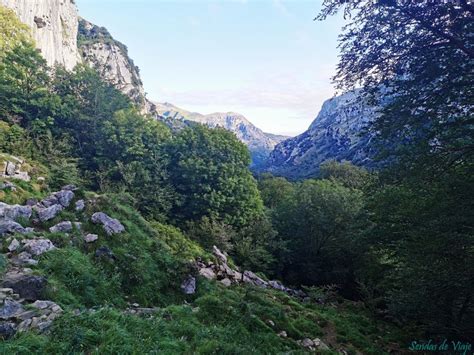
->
155, 102, 289, 167
265, 90, 379, 179
78, 18, 146, 107
0, 0, 81, 70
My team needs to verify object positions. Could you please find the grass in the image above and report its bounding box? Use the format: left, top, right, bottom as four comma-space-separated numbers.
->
0, 181, 407, 354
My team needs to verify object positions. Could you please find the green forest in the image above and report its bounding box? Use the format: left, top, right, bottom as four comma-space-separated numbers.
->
0, 1, 472, 354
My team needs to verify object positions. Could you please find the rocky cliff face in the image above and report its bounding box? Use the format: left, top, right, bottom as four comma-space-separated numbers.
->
265, 90, 379, 179
78, 18, 146, 107
155, 102, 289, 167
0, 0, 81, 70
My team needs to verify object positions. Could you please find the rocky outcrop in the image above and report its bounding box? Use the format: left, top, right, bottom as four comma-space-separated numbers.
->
78, 18, 146, 107
195, 246, 307, 299
0, 0, 81, 70
155, 102, 289, 167
265, 90, 379, 179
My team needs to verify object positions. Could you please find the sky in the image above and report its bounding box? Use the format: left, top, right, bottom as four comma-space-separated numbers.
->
77, 0, 346, 136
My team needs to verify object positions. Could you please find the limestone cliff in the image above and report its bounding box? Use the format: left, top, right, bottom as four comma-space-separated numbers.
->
78, 18, 146, 107
0, 0, 81, 70
264, 90, 379, 179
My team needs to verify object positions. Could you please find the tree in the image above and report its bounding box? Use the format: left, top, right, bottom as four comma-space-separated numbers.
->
166, 125, 264, 227
273, 179, 364, 288
319, 160, 371, 189
0, 5, 32, 55
316, 1, 474, 171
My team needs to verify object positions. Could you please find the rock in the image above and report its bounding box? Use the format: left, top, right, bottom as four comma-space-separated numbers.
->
37, 320, 52, 331
220, 278, 232, 287
36, 204, 63, 222
198, 267, 216, 280
212, 245, 227, 264
95, 246, 115, 260
243, 271, 268, 287
11, 252, 38, 266
91, 212, 125, 235
268, 280, 287, 292
75, 199, 85, 212
55, 190, 74, 207
7, 238, 20, 252
49, 221, 73, 233
313, 338, 330, 350
31, 300, 54, 310
0, 322, 16, 339
300, 338, 314, 348
36, 177, 46, 183
0, 219, 26, 235
181, 276, 196, 295
23, 239, 55, 256
2, 272, 47, 301
267, 319, 275, 327
277, 331, 287, 338
5, 161, 15, 176
0, 300, 24, 320
17, 310, 36, 321
84, 234, 98, 243
25, 198, 38, 206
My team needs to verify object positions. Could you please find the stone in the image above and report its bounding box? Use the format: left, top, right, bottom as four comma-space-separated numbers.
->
0, 219, 26, 235
37, 320, 52, 332
313, 338, 330, 350
62, 184, 78, 191
49, 221, 80, 233
268, 280, 286, 292
2, 272, 47, 301
95, 246, 115, 260
0, 322, 16, 339
0, 181, 16, 191
7, 238, 20, 252
277, 331, 287, 338
0, 289, 13, 295
12, 252, 38, 266
23, 238, 55, 256
212, 245, 227, 264
5, 161, 15, 175
181, 276, 196, 295
243, 271, 268, 287
55, 190, 74, 207
75, 199, 85, 212
17, 318, 32, 332
0, 300, 24, 320
220, 278, 232, 287
267, 319, 275, 327
17, 310, 36, 321
26, 198, 38, 206
36, 204, 63, 222
198, 267, 216, 280
31, 300, 53, 310
36, 177, 46, 183
84, 234, 98, 243
300, 338, 314, 348
0, 202, 32, 221
91, 212, 125, 235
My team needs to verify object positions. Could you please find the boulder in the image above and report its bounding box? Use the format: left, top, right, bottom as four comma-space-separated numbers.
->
180, 276, 196, 295
55, 190, 74, 207
49, 221, 73, 233
199, 267, 216, 280
84, 234, 98, 243
91, 212, 125, 235
0, 300, 24, 320
36, 204, 63, 222
212, 245, 227, 264
11, 252, 38, 266
7, 238, 20, 252
0, 181, 16, 191
299, 338, 314, 348
220, 278, 232, 287
75, 199, 85, 212
313, 338, 330, 351
2, 272, 47, 301
0, 203, 31, 221
0, 219, 26, 236
0, 322, 16, 339
23, 239, 55, 256
243, 271, 268, 288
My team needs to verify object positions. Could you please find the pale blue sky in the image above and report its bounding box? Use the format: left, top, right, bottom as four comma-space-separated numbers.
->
77, 0, 345, 136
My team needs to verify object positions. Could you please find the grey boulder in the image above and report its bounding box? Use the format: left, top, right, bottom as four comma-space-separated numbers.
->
91, 212, 124, 235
